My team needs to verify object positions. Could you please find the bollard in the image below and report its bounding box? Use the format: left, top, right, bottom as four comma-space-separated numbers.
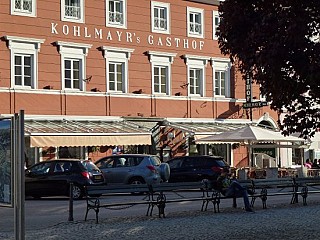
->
68, 182, 74, 221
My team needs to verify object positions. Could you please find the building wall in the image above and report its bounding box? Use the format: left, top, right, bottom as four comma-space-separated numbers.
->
0, 0, 281, 167
0, 0, 276, 120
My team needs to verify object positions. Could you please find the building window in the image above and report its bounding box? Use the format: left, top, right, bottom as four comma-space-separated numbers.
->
61, 0, 84, 23
189, 68, 202, 95
187, 7, 204, 38
109, 62, 124, 92
4, 36, 44, 89
151, 1, 170, 34
183, 55, 209, 97
11, 0, 36, 17
147, 51, 176, 95
14, 54, 32, 87
55, 41, 92, 91
213, 10, 221, 40
153, 66, 168, 94
101, 46, 134, 93
106, 0, 127, 29
212, 58, 231, 97
214, 71, 225, 96
64, 58, 81, 89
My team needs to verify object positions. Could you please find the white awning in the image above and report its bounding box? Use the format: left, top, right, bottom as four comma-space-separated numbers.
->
24, 117, 153, 147
29, 134, 151, 147
164, 119, 250, 144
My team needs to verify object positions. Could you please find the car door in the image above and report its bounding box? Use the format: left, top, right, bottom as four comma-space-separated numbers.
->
46, 161, 71, 196
25, 162, 53, 197
96, 156, 129, 184
167, 158, 184, 182
180, 157, 200, 182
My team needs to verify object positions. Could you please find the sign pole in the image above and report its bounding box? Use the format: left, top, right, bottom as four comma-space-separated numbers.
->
14, 110, 25, 240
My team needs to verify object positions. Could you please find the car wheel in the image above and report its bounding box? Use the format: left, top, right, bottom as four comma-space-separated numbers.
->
159, 163, 170, 182
129, 177, 145, 185
129, 178, 145, 195
200, 177, 210, 182
72, 184, 83, 200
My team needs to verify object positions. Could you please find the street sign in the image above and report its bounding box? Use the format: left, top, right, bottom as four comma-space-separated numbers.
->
243, 101, 268, 109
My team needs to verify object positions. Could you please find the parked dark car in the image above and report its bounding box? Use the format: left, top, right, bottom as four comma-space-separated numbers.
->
25, 159, 105, 200
166, 155, 229, 182
95, 154, 170, 185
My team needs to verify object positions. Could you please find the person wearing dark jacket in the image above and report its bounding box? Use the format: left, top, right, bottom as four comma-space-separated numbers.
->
216, 168, 254, 212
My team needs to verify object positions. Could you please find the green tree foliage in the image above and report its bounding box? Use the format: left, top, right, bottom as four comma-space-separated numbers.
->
218, 0, 320, 138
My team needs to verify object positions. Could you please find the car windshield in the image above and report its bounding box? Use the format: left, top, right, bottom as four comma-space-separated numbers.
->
81, 160, 100, 171
150, 156, 161, 166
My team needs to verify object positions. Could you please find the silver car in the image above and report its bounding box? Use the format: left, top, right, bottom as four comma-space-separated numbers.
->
95, 154, 170, 185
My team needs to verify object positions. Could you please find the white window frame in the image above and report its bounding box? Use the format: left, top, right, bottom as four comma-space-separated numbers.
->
212, 58, 231, 98
213, 10, 221, 40
101, 46, 134, 93
184, 55, 210, 97
11, 0, 36, 17
55, 41, 92, 91
151, 1, 170, 34
4, 36, 44, 89
64, 58, 82, 90
108, 62, 125, 92
148, 51, 176, 95
106, 0, 127, 29
189, 68, 203, 95
61, 0, 84, 23
187, 7, 204, 39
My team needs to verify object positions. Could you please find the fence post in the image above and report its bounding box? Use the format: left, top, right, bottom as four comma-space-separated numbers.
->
68, 182, 74, 221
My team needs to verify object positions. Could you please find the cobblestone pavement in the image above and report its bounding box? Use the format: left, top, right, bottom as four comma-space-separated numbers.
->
1, 201, 320, 240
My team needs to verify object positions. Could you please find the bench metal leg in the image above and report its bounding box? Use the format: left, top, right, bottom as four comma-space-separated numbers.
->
208, 191, 220, 213
85, 208, 89, 221
85, 198, 100, 224
201, 199, 206, 211
261, 189, 267, 209
146, 203, 154, 216
250, 197, 255, 207
95, 209, 99, 224
85, 205, 100, 224
155, 192, 166, 218
291, 193, 298, 204
301, 187, 308, 206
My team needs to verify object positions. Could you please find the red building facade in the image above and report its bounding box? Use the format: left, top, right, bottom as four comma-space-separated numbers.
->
0, 0, 279, 167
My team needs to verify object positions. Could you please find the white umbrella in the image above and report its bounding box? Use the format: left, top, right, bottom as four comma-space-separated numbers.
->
196, 125, 306, 167
196, 125, 305, 144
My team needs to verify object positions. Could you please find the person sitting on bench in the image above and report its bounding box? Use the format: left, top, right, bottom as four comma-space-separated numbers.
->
217, 168, 254, 213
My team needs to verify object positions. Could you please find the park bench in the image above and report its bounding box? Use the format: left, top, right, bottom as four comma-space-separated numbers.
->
83, 181, 213, 223
248, 178, 296, 208
208, 178, 296, 212
211, 177, 320, 211
71, 177, 320, 224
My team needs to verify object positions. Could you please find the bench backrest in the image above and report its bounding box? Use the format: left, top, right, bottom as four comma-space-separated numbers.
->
251, 178, 294, 189
149, 182, 204, 192
86, 184, 150, 195
293, 177, 320, 187
86, 182, 205, 196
